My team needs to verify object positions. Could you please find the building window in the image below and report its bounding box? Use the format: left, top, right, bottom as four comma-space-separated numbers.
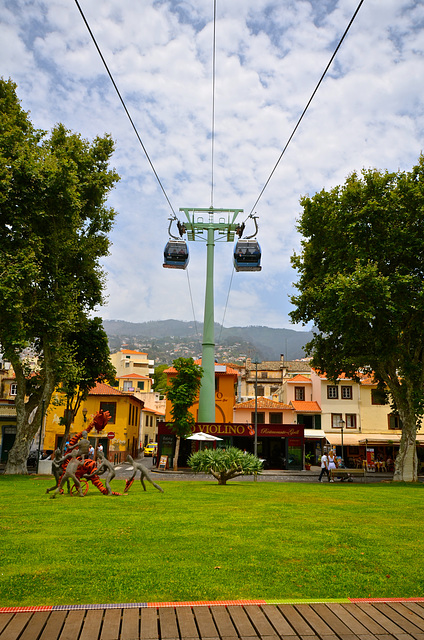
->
125, 362, 130, 368
295, 387, 305, 401
257, 385, 265, 397
137, 381, 145, 390
251, 412, 265, 424
123, 381, 132, 392
100, 402, 116, 424
341, 386, 352, 399
372, 388, 387, 405
331, 413, 343, 428
10, 383, 17, 396
270, 413, 283, 424
388, 413, 402, 430
327, 386, 338, 399
345, 414, 356, 429
261, 372, 267, 379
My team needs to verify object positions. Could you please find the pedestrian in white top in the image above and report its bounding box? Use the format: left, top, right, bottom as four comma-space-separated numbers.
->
318, 453, 329, 482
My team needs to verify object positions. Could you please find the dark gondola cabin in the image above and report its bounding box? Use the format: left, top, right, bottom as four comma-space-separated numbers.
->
163, 240, 189, 269
233, 239, 261, 271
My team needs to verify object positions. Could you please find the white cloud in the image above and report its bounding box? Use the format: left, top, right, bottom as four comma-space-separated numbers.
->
2, 0, 424, 331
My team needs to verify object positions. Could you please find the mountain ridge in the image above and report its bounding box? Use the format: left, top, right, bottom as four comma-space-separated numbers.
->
103, 319, 313, 364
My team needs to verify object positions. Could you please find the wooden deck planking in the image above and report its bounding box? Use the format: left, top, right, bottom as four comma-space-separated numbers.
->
210, 605, 239, 640
404, 605, 424, 623
140, 609, 159, 640
1, 602, 424, 640
19, 612, 51, 640
121, 608, 141, 640
38, 611, 67, 640
100, 608, 122, 640
338, 604, 390, 637
244, 604, 280, 639
0, 615, 14, 637
260, 605, 299, 640
294, 604, 338, 640
226, 605, 259, 639
324, 602, 377, 640
387, 605, 424, 632
175, 606, 199, 640
57, 609, 85, 640
158, 608, 179, 640
78, 609, 104, 640
373, 605, 424, 640
192, 606, 219, 640
356, 603, 414, 640
0, 612, 32, 640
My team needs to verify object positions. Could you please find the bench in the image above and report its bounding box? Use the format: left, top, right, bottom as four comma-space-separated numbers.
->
330, 468, 366, 483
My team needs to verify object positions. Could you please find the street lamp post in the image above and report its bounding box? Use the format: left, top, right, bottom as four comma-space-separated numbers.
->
253, 358, 260, 457
339, 418, 346, 462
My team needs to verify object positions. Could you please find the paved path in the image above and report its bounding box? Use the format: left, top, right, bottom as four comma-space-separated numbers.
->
2, 600, 424, 640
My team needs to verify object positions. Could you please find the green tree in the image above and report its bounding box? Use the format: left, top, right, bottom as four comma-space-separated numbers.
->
153, 364, 169, 395
0, 78, 119, 473
165, 357, 203, 470
290, 155, 424, 482
188, 447, 263, 484
55, 318, 116, 451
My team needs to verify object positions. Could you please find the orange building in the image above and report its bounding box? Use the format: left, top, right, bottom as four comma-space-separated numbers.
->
164, 360, 238, 424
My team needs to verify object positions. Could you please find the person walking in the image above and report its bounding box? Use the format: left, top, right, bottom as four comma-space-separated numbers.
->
318, 452, 329, 482
327, 449, 337, 482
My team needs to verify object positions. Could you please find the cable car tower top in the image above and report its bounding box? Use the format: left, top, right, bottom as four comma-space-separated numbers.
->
164, 207, 260, 423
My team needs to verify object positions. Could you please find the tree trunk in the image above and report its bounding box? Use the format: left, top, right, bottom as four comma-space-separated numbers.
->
173, 436, 180, 470
393, 416, 418, 482
5, 341, 56, 474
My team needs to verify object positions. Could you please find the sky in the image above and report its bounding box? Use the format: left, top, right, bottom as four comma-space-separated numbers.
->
2, 0, 424, 330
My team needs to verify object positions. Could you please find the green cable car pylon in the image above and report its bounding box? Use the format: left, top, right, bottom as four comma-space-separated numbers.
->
164, 207, 261, 423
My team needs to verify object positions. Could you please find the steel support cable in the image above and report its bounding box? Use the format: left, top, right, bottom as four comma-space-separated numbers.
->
247, 0, 365, 217
217, 265, 235, 346
74, 0, 177, 218
210, 0, 217, 207
185, 270, 202, 351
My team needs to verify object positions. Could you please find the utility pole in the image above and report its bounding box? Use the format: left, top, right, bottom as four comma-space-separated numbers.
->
180, 207, 243, 422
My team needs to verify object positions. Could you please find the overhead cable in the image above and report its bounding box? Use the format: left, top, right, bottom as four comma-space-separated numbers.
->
74, 0, 177, 218
210, 0, 217, 207
248, 0, 365, 216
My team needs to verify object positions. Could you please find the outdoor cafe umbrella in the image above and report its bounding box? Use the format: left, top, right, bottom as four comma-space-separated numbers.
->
186, 432, 223, 450
186, 433, 223, 441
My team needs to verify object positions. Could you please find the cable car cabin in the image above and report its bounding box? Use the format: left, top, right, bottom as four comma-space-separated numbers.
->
233, 239, 262, 272
163, 240, 189, 269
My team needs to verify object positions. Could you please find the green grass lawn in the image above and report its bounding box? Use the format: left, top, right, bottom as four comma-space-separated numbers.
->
1, 475, 423, 606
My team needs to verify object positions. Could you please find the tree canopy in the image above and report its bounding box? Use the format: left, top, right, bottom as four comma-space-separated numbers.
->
165, 357, 203, 469
290, 155, 424, 481
0, 78, 119, 473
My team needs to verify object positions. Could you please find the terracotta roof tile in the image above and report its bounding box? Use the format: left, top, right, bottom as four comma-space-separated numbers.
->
290, 401, 321, 412
286, 374, 311, 383
117, 373, 151, 380
120, 349, 148, 355
88, 382, 125, 396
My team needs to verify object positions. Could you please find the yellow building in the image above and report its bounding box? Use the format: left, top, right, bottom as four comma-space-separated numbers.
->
43, 382, 143, 463
110, 349, 153, 393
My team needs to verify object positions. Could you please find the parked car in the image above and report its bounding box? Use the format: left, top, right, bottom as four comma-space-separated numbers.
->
144, 443, 157, 457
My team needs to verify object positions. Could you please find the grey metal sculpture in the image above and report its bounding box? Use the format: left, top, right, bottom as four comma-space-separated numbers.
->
84, 451, 116, 495
45, 448, 64, 494
50, 449, 84, 498
124, 455, 164, 493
